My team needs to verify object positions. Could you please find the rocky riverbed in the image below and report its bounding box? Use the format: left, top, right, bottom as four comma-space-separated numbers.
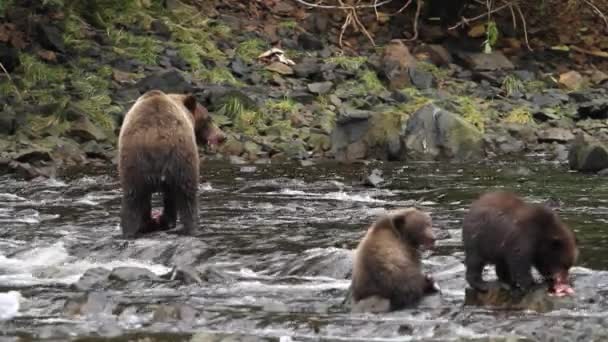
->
1, 1, 608, 179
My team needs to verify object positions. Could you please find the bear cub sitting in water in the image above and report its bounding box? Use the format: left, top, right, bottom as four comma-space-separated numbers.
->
351, 208, 439, 312
462, 191, 578, 296
118, 90, 225, 238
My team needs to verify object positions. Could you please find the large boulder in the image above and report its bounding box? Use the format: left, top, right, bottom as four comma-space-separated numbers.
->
403, 103, 485, 160
568, 133, 608, 173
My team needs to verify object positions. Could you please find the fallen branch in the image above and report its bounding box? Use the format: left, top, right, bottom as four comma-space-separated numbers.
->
583, 0, 608, 30
292, 0, 396, 10
570, 45, 608, 59
448, 0, 519, 30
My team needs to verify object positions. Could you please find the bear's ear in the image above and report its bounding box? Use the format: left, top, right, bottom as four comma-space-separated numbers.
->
183, 94, 198, 113
391, 212, 408, 231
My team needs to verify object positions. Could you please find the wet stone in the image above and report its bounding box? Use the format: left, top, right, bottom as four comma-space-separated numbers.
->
464, 282, 575, 313
109, 266, 159, 282
64, 291, 115, 317
152, 303, 197, 323
72, 267, 112, 291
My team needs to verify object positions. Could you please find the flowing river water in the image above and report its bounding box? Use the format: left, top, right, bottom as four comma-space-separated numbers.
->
1, 159, 608, 341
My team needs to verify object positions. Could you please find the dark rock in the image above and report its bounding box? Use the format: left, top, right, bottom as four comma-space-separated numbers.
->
230, 58, 249, 77
307, 81, 333, 95
82, 141, 111, 160
50, 137, 86, 166
403, 103, 485, 160
413, 44, 452, 66
530, 91, 568, 108
537, 127, 575, 143
280, 140, 308, 160
464, 281, 574, 313
293, 61, 322, 79
457, 51, 515, 71
289, 91, 315, 105
109, 266, 159, 282
0, 106, 17, 134
381, 40, 417, 89
64, 292, 114, 317
151, 19, 171, 39
72, 267, 112, 291
364, 168, 384, 187
0, 43, 19, 72
8, 161, 56, 180
297, 32, 324, 51
568, 133, 608, 173
152, 304, 196, 323
337, 107, 372, 124
409, 67, 435, 90
36, 23, 66, 53
14, 148, 52, 163
391, 90, 410, 103
135, 69, 193, 94
577, 99, 608, 119
66, 115, 107, 142
513, 70, 536, 82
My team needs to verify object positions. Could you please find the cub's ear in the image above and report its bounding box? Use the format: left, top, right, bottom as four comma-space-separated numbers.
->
183, 94, 197, 113
391, 212, 408, 231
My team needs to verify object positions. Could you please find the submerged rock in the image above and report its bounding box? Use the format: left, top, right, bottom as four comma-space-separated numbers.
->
403, 103, 485, 160
464, 282, 575, 313
568, 133, 608, 173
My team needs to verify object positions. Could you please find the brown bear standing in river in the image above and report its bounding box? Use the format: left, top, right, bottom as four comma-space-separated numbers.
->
462, 191, 578, 296
118, 90, 225, 238
351, 208, 438, 312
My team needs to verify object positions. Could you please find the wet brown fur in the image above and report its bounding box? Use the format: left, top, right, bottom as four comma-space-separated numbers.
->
118, 90, 224, 238
462, 191, 578, 292
351, 208, 437, 311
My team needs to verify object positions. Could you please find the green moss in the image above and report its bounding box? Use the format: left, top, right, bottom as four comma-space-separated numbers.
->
359, 70, 385, 94
19, 54, 67, 88
417, 61, 450, 81
26, 114, 69, 137
394, 87, 433, 114
74, 94, 119, 132
233, 110, 266, 136
265, 119, 295, 140
176, 43, 205, 72
454, 96, 485, 132
265, 99, 298, 119
198, 67, 243, 86
236, 38, 268, 63
502, 75, 524, 97
366, 110, 407, 145
167, 20, 226, 63
107, 28, 162, 65
217, 96, 247, 119
327, 56, 367, 72
503, 107, 534, 124
524, 80, 548, 93
279, 20, 298, 30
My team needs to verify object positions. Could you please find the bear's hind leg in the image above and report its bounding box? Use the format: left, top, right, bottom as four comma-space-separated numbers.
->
160, 187, 177, 230
121, 189, 151, 238
176, 189, 198, 235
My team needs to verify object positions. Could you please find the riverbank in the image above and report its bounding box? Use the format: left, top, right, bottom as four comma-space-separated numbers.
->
1, 0, 608, 179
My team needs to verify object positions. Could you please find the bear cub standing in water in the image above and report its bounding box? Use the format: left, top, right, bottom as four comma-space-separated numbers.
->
351, 208, 439, 312
463, 191, 578, 296
118, 90, 225, 238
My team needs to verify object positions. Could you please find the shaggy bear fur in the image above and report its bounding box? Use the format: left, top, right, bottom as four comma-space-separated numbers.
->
463, 191, 578, 293
351, 208, 438, 311
118, 90, 225, 238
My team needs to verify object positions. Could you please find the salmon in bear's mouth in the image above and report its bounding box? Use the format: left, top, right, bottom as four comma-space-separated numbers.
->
151, 209, 162, 225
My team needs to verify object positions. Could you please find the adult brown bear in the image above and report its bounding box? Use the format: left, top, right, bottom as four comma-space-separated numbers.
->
350, 208, 438, 312
462, 191, 578, 296
118, 90, 225, 238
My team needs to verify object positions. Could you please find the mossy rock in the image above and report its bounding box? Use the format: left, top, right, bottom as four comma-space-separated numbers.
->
464, 281, 574, 313
568, 133, 608, 173
309, 133, 331, 152
403, 103, 485, 160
